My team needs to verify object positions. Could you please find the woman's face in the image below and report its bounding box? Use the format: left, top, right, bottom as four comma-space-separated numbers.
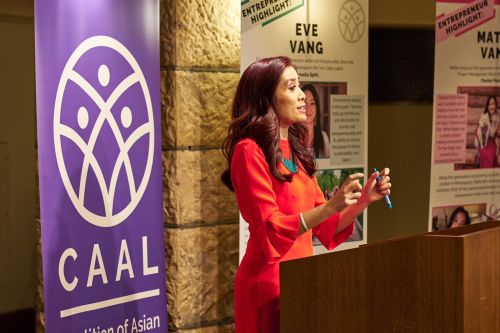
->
488, 98, 497, 114
274, 66, 306, 126
304, 90, 317, 126
450, 212, 467, 228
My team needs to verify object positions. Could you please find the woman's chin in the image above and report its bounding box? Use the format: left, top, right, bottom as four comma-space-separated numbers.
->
296, 114, 308, 123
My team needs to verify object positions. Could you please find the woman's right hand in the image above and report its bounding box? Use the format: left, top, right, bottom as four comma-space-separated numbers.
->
327, 173, 363, 213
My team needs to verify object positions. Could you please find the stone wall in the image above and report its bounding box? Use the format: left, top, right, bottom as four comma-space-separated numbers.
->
161, 0, 240, 331
36, 1, 241, 332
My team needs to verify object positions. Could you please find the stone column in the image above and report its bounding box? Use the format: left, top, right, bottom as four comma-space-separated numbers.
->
161, 0, 240, 332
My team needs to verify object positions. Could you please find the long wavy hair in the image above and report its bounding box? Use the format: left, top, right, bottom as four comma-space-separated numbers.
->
302, 84, 325, 157
221, 56, 316, 191
484, 96, 498, 122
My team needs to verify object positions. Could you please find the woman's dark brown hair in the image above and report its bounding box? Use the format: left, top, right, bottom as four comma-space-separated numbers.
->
447, 206, 471, 228
301, 84, 324, 158
484, 96, 498, 122
221, 56, 316, 191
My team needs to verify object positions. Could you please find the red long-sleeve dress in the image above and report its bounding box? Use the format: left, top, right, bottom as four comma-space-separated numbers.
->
232, 138, 353, 333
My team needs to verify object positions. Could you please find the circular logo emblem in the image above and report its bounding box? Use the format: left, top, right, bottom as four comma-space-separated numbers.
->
338, 0, 366, 43
54, 36, 154, 227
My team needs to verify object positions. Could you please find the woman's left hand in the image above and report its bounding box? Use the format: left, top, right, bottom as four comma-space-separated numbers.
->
361, 167, 391, 205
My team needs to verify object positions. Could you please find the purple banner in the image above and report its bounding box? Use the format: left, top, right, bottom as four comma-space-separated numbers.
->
35, 1, 167, 332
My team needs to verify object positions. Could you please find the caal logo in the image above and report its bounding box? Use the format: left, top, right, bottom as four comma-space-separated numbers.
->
338, 0, 366, 43
53, 36, 154, 227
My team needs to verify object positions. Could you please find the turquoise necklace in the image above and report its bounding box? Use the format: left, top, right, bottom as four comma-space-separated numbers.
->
282, 151, 299, 174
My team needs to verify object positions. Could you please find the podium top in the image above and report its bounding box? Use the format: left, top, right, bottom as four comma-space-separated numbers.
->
355, 220, 500, 250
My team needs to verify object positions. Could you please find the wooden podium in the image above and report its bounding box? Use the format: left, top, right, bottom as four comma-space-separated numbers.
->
280, 221, 500, 333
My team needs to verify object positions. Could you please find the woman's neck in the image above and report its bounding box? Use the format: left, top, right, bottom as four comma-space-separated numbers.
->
280, 126, 289, 140
305, 123, 314, 142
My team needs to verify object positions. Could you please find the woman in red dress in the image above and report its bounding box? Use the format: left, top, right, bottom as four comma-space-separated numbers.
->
221, 56, 391, 333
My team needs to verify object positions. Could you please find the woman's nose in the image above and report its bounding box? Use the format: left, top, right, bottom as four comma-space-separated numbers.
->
297, 87, 305, 101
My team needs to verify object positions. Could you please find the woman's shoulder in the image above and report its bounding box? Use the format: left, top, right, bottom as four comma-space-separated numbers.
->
235, 138, 262, 154
231, 138, 269, 174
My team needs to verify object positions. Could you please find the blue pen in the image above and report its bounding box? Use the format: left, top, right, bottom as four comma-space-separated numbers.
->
374, 168, 392, 209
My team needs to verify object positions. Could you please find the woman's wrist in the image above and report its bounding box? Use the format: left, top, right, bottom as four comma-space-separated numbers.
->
357, 193, 371, 209
325, 200, 338, 216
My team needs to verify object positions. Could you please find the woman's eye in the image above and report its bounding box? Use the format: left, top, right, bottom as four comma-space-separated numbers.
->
289, 86, 296, 91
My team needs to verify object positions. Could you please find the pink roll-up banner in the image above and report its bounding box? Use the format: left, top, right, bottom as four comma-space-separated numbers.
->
35, 0, 168, 331
429, 0, 500, 233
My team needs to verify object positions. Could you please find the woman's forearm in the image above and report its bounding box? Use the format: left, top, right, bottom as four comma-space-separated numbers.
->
299, 196, 368, 236
299, 196, 367, 237
336, 197, 369, 233
477, 127, 484, 148
299, 202, 337, 235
